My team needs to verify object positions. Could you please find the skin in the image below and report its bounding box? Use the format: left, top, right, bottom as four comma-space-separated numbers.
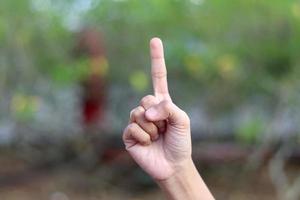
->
122, 38, 214, 200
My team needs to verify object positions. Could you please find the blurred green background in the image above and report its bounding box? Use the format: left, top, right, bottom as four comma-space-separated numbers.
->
0, 0, 300, 199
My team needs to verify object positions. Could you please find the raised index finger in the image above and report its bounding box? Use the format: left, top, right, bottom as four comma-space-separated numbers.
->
150, 37, 170, 101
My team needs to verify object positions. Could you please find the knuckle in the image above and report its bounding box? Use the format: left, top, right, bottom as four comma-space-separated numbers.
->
140, 95, 155, 106
129, 109, 135, 118
123, 123, 135, 141
122, 129, 128, 142
122, 130, 126, 141
147, 124, 158, 135
156, 121, 166, 130
141, 134, 151, 145
136, 106, 145, 114
127, 123, 138, 133
152, 70, 166, 78
131, 106, 144, 119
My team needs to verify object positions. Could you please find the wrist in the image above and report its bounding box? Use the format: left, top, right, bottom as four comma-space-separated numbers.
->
157, 158, 214, 200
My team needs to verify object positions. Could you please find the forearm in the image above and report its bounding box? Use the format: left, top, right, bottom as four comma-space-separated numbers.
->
157, 159, 214, 200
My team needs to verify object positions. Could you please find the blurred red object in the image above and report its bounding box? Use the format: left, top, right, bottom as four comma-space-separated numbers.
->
75, 28, 108, 126
82, 75, 106, 124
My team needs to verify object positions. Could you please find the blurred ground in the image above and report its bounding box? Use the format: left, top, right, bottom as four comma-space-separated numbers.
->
1, 151, 298, 200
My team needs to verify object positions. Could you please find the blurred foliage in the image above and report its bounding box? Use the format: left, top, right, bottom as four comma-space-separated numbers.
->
236, 116, 265, 144
129, 70, 149, 92
10, 93, 41, 121
0, 0, 300, 142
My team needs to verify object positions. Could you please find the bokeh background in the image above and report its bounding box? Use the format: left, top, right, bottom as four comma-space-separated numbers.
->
1, 0, 300, 199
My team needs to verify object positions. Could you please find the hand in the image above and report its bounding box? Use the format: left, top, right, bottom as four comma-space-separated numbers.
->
122, 38, 214, 200
122, 38, 191, 180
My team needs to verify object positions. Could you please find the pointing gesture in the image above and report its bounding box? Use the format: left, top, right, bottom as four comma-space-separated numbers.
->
122, 38, 214, 200
123, 37, 191, 179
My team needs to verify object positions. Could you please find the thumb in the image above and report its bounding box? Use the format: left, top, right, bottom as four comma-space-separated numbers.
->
145, 100, 190, 128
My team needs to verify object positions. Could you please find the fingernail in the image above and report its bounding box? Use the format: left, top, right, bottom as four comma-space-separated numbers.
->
146, 108, 157, 119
